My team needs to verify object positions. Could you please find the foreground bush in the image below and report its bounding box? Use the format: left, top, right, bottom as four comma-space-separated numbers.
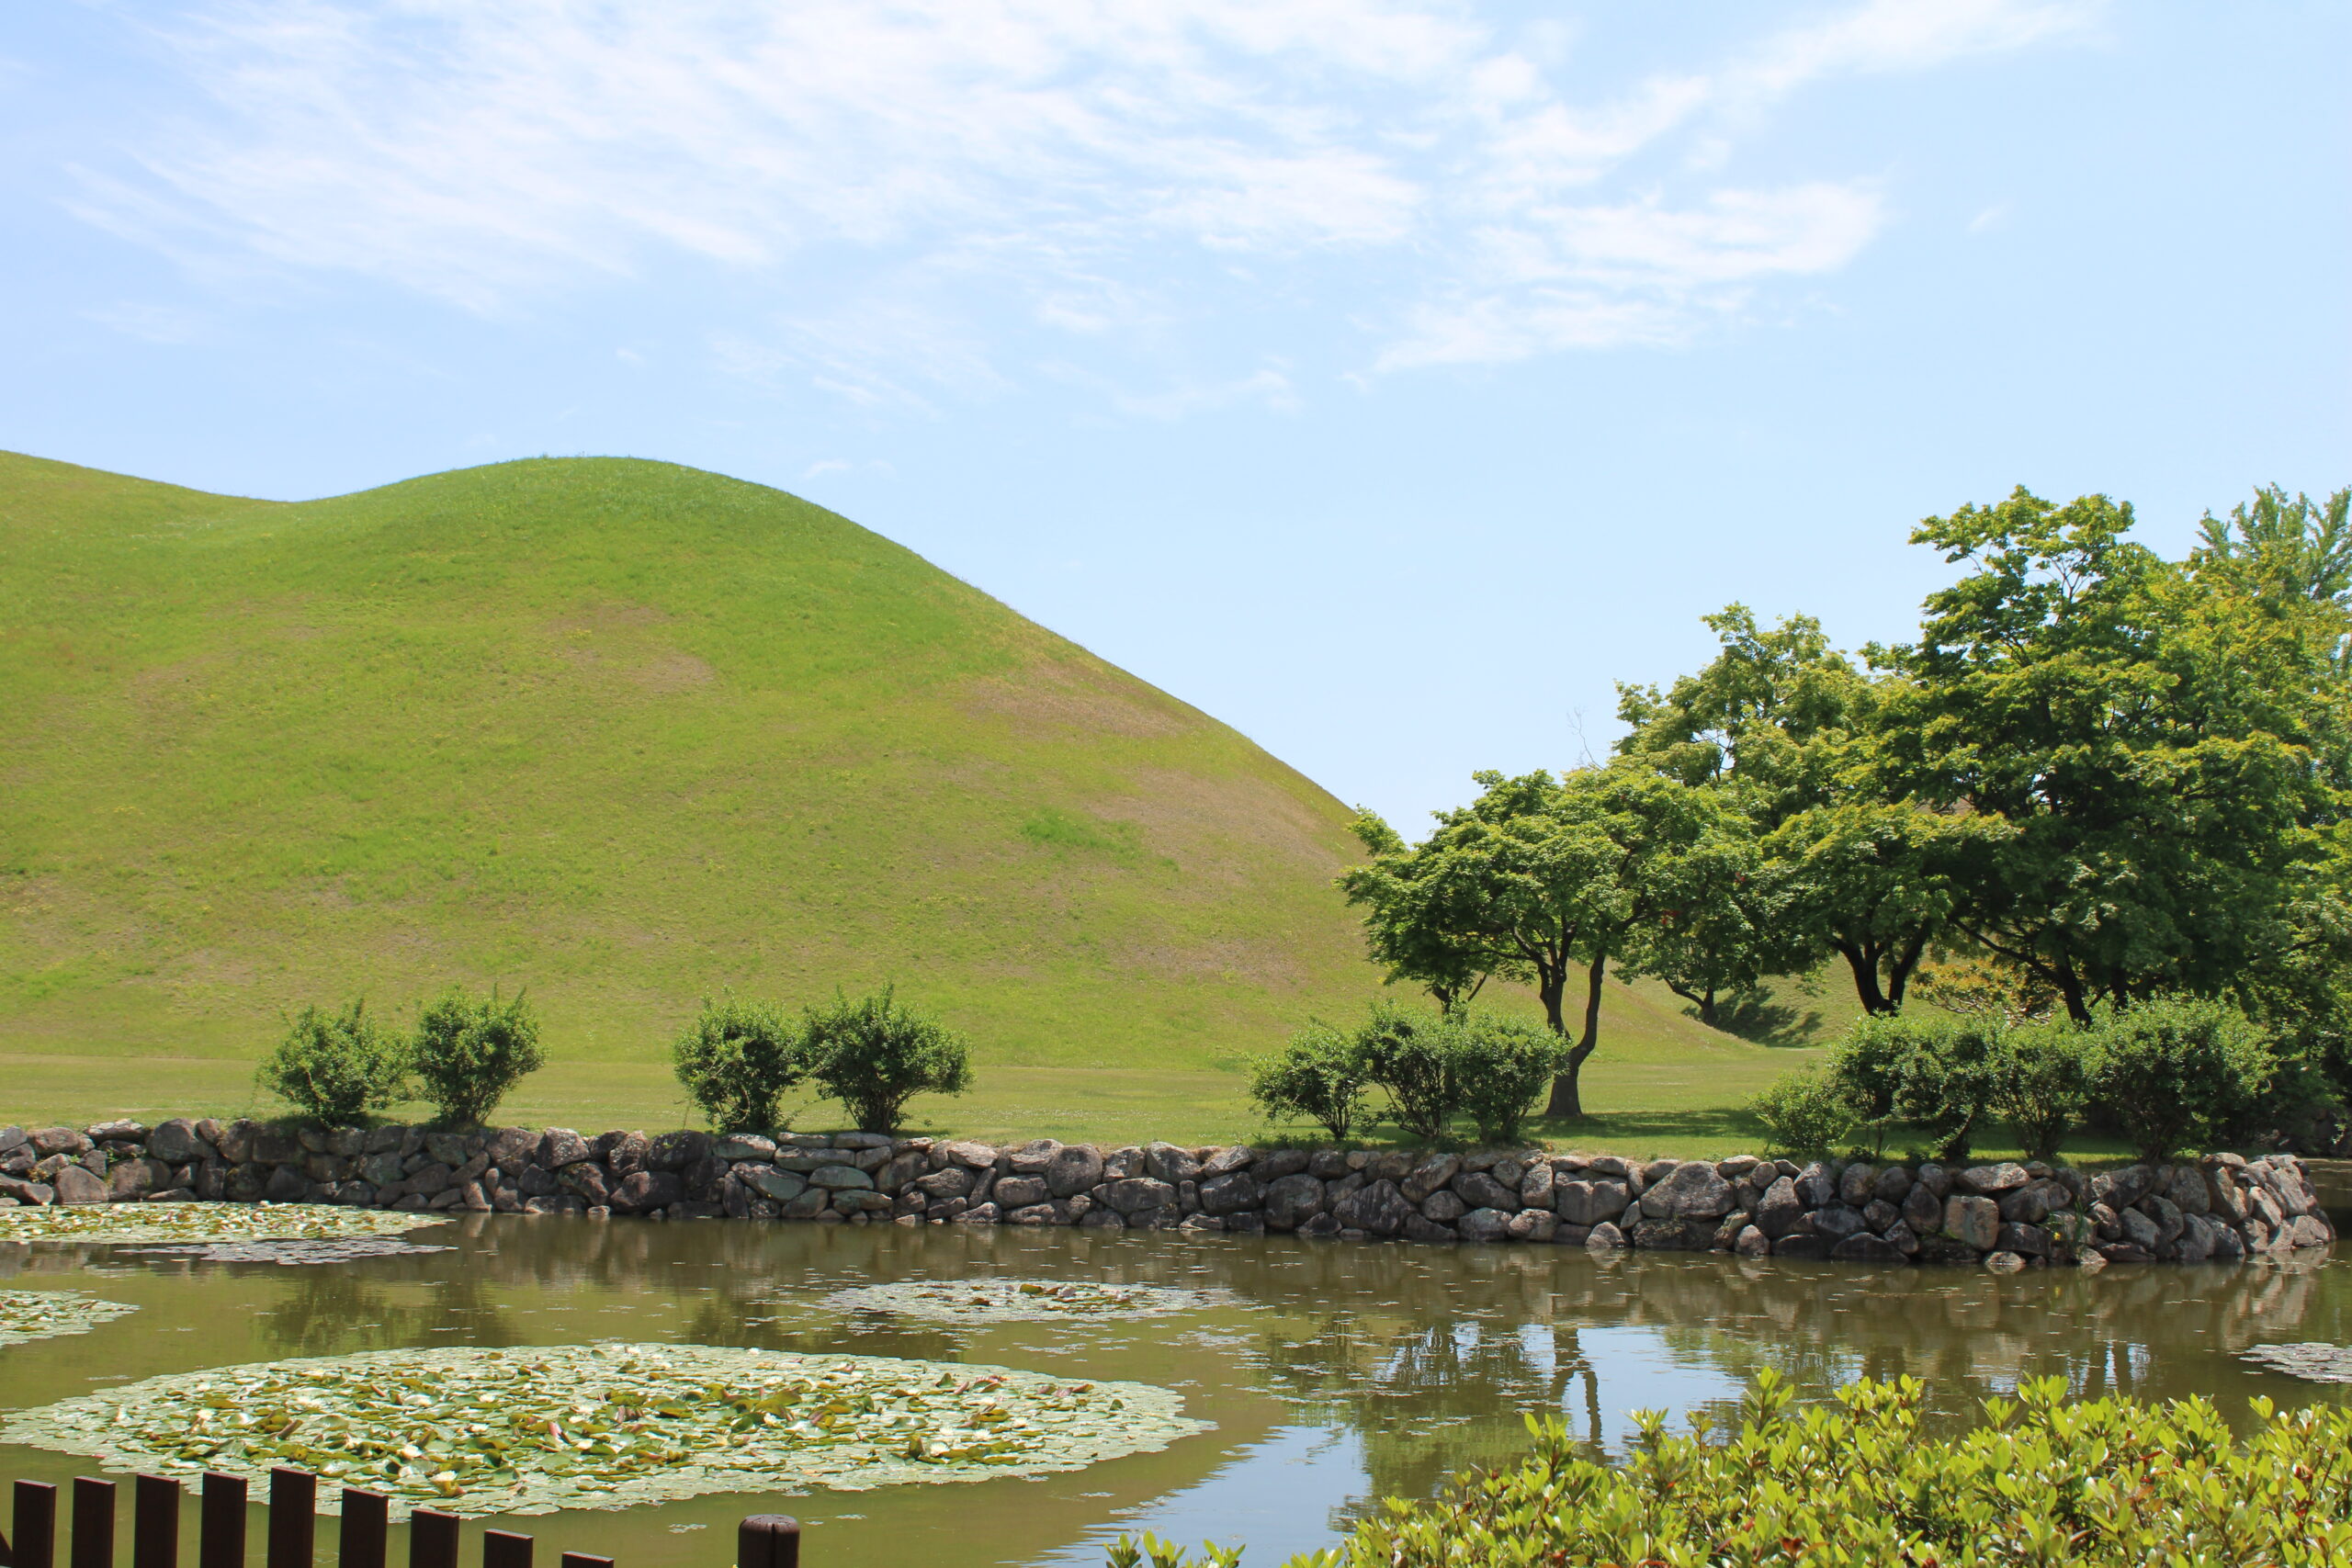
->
1448, 1010, 1563, 1144
801, 987, 971, 1134
1748, 1065, 1863, 1156
410, 986, 545, 1125
1123, 1371, 2352, 1567
1352, 1000, 1462, 1142
2086, 995, 2276, 1163
257, 999, 408, 1122
1987, 1020, 2088, 1162
671, 996, 804, 1134
1247, 1021, 1374, 1141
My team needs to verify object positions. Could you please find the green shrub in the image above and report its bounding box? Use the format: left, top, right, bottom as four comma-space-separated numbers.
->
1890, 1017, 2005, 1162
409, 986, 545, 1125
2086, 995, 2276, 1163
1123, 1371, 2352, 1567
801, 987, 972, 1134
1352, 1000, 1460, 1142
1448, 1011, 1564, 1145
1749, 1066, 1864, 1156
1247, 1021, 1374, 1141
257, 999, 408, 1122
1827, 1013, 1921, 1119
672, 996, 805, 1134
1989, 1021, 2089, 1162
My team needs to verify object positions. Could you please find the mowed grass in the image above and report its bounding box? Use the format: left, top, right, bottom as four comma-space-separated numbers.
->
0, 449, 1842, 1154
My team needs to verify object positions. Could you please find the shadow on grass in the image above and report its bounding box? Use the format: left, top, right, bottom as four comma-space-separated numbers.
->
1699, 993, 1827, 1048
1529, 1107, 1770, 1154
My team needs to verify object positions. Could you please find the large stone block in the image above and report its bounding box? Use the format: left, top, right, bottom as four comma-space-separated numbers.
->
1198, 1171, 1261, 1216
1262, 1174, 1325, 1230
1102, 1177, 1177, 1214
1399, 1155, 1459, 1204
1331, 1179, 1411, 1237
1046, 1145, 1105, 1199
1941, 1194, 2000, 1251
1640, 1162, 1735, 1221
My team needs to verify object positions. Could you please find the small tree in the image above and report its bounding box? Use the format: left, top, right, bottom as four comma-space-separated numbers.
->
1750, 1066, 1865, 1157
1247, 1021, 1373, 1141
410, 986, 546, 1125
1353, 999, 1462, 1142
258, 999, 408, 1122
1451, 1011, 1566, 1145
1988, 1022, 2087, 1162
2085, 996, 2275, 1163
672, 996, 805, 1134
802, 987, 972, 1134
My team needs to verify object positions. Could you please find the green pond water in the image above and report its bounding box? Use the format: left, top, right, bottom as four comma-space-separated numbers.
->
0, 1216, 2346, 1567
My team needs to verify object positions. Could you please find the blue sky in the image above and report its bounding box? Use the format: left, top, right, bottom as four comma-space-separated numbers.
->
6, 1, 2346, 830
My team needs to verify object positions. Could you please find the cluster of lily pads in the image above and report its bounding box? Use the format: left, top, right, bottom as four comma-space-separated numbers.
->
0, 1289, 139, 1348
2241, 1342, 2352, 1383
823, 1277, 1220, 1324
0, 1342, 1209, 1517
0, 1204, 442, 1247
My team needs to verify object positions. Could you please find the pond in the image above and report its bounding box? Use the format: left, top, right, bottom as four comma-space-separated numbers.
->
1, 1215, 2346, 1568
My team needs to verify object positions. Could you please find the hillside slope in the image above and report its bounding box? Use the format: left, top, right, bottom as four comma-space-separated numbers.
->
0, 451, 1804, 1132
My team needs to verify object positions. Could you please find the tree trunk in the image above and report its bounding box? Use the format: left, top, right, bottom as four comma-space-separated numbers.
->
1885, 936, 1927, 1012
1544, 953, 1609, 1119
1832, 940, 1893, 1014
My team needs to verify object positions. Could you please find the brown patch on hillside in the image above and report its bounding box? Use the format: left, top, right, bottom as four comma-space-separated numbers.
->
963, 659, 1196, 740
1094, 768, 1351, 879
629, 652, 716, 693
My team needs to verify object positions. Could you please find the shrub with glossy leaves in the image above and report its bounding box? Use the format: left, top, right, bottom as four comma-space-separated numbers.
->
410, 986, 545, 1125
257, 999, 408, 1122
1125, 1371, 2352, 1567
1448, 1010, 1565, 1145
802, 987, 972, 1134
1748, 1065, 1863, 1157
2086, 995, 2276, 1163
1351, 999, 1461, 1142
1246, 1021, 1374, 1142
671, 996, 804, 1134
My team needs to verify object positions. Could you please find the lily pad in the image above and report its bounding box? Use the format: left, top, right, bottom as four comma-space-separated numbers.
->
0, 1204, 446, 1247
0, 1290, 139, 1348
2241, 1342, 2352, 1383
823, 1277, 1223, 1324
117, 1237, 455, 1267
0, 1342, 1212, 1517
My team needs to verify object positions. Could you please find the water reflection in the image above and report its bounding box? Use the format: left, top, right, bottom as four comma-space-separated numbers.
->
0, 1218, 2342, 1568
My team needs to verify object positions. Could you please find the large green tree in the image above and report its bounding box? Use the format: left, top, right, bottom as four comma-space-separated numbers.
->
1871, 485, 2352, 1021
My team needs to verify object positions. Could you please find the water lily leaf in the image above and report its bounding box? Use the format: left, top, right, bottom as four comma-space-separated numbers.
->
821, 1277, 1226, 1325
0, 1203, 449, 1247
0, 1342, 1211, 1518
0, 1289, 139, 1348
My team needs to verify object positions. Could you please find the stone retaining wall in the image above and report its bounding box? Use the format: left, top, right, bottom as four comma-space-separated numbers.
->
0, 1119, 2334, 1268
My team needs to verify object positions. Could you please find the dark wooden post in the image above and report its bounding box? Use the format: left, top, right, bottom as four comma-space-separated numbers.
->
70, 1481, 114, 1568
405, 1514, 458, 1568
264, 1472, 311, 1568
6, 1481, 60, 1568
196, 1476, 243, 1568
131, 1479, 178, 1568
555, 1554, 612, 1568
335, 1495, 386, 1568
478, 1532, 529, 1568
737, 1517, 798, 1568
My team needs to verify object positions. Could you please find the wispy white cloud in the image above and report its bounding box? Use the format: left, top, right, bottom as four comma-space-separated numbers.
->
65, 0, 2099, 394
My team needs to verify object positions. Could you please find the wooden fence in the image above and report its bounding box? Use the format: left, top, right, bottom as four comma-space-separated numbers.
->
0, 1470, 801, 1568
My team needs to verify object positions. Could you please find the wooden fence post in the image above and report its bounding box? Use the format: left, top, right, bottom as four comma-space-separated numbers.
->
736, 1517, 798, 1568
264, 1472, 311, 1568
478, 1532, 529, 1568
69, 1481, 115, 1568
131, 1479, 177, 1568
4, 1481, 59, 1568
197, 1476, 243, 1568
335, 1494, 386, 1568
405, 1513, 458, 1568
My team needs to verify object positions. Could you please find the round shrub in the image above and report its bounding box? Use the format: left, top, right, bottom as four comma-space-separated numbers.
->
2085, 995, 2275, 1163
1247, 1021, 1373, 1141
672, 996, 805, 1134
801, 987, 972, 1135
410, 987, 545, 1126
1988, 1021, 2088, 1162
1748, 1066, 1864, 1157
1352, 999, 1460, 1143
1448, 1011, 1565, 1145
257, 999, 408, 1123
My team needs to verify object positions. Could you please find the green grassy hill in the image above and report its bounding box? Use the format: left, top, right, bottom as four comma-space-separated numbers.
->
0, 451, 1814, 1140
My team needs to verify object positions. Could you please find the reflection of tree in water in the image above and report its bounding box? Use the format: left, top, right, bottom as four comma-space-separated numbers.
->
258, 1266, 517, 1359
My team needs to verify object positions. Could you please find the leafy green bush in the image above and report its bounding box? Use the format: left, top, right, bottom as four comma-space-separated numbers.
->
1247, 1021, 1374, 1141
2086, 995, 2276, 1163
802, 987, 972, 1134
1352, 1000, 1460, 1142
1827, 1013, 2005, 1161
1826, 1013, 1921, 1119
672, 996, 805, 1134
1448, 1011, 1564, 1145
1123, 1371, 2352, 1567
1749, 1066, 1863, 1156
257, 999, 409, 1122
1988, 1021, 2089, 1162
410, 986, 545, 1125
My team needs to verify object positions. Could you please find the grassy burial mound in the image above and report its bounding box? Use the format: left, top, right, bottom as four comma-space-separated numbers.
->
0, 451, 1807, 1135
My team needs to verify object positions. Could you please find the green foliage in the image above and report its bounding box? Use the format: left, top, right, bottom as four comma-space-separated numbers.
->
671, 996, 805, 1134
1988, 1021, 2089, 1162
801, 987, 973, 1134
1748, 1066, 1863, 1157
1351, 1000, 1462, 1142
1823, 1012, 2004, 1162
256, 999, 408, 1122
1246, 1021, 1374, 1141
1125, 1371, 2352, 1567
1447, 1010, 1566, 1145
1104, 1536, 1239, 1568
2084, 996, 2276, 1163
409, 987, 546, 1125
